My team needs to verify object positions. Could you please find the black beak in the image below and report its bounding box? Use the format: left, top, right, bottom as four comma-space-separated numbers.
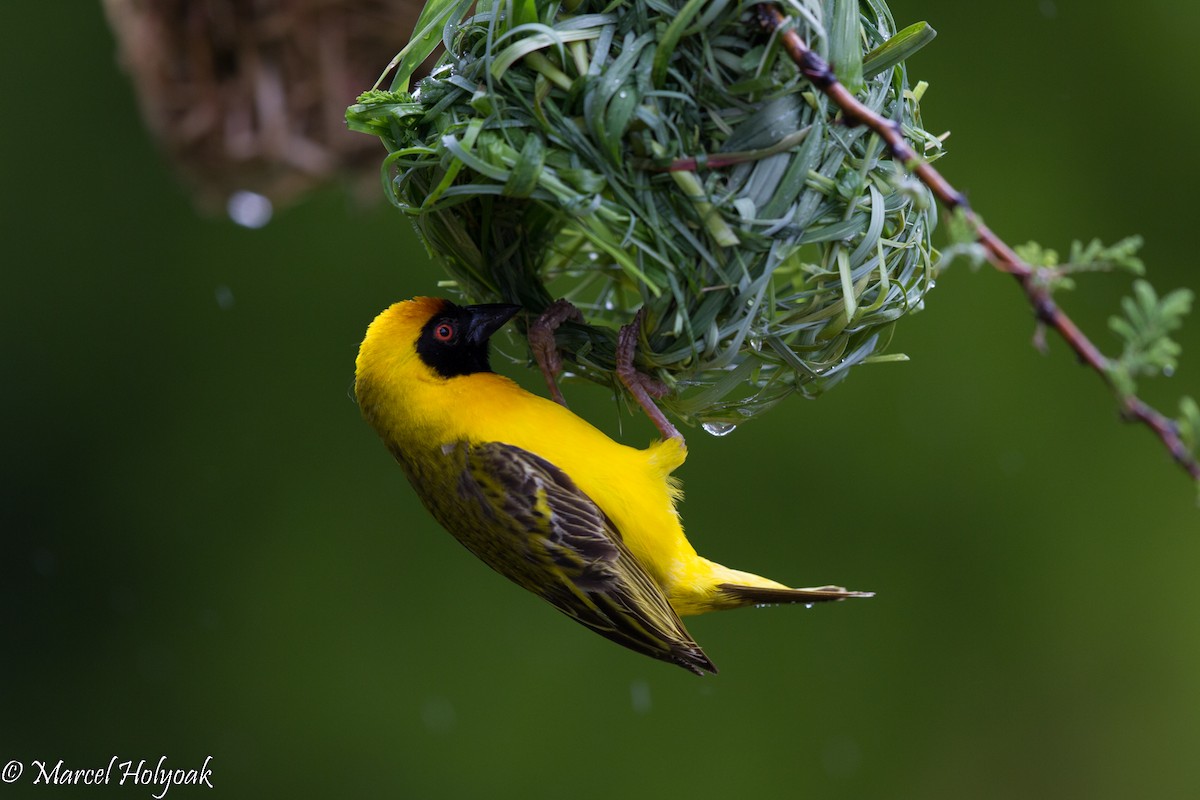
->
465, 303, 521, 345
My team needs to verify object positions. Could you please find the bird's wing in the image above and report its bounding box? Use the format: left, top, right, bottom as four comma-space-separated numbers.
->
454, 440, 716, 675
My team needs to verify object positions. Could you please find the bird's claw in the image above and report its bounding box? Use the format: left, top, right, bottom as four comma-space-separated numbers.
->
617, 308, 683, 443
530, 299, 584, 407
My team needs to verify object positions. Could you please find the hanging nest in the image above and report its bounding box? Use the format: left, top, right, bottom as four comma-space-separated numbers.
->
103, 0, 425, 215
348, 0, 943, 428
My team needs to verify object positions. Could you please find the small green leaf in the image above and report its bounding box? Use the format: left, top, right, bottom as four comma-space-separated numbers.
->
345, 92, 424, 137
863, 22, 938, 79
1015, 241, 1059, 268
1065, 235, 1145, 275
1108, 279, 1193, 394
1178, 396, 1200, 454
1160, 287, 1195, 321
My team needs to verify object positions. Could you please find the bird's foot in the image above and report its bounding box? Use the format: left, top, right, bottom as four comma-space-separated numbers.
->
617, 308, 683, 443
529, 299, 584, 407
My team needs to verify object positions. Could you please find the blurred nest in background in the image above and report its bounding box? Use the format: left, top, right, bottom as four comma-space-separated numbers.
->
349, 0, 943, 428
103, 0, 423, 221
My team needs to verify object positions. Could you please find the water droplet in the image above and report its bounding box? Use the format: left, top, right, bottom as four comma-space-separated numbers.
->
804, 603, 814, 609
32, 547, 56, 577
630, 679, 651, 714
226, 190, 273, 229
749, 337, 762, 352
420, 696, 457, 733
1164, 365, 1175, 377
702, 422, 737, 437
821, 735, 862, 777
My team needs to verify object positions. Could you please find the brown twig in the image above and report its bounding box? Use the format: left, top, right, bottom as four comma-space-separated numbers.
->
756, 3, 1200, 482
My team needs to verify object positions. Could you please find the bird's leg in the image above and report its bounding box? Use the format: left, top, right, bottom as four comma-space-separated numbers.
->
616, 308, 683, 444
529, 299, 584, 407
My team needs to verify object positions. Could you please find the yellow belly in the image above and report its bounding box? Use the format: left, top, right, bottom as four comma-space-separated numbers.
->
392, 371, 700, 593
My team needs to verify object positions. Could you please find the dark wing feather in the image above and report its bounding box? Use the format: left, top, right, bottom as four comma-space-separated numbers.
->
453, 441, 715, 675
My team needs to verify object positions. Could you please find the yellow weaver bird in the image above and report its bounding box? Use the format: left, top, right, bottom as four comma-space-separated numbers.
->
355, 297, 871, 674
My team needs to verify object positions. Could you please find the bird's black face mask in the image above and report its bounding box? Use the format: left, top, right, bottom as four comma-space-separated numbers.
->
416, 301, 521, 378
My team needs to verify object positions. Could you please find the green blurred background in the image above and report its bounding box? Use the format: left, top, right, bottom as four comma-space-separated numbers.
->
3, 1, 1199, 798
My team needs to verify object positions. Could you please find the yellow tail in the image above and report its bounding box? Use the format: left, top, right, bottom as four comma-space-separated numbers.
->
674, 559, 873, 615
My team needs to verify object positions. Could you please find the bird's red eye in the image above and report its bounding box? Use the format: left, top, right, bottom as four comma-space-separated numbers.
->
434, 322, 455, 342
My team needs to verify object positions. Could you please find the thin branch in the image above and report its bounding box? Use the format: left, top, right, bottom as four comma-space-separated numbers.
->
755, 3, 1200, 482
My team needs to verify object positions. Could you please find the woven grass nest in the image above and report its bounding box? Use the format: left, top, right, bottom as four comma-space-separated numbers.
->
348, 0, 943, 430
